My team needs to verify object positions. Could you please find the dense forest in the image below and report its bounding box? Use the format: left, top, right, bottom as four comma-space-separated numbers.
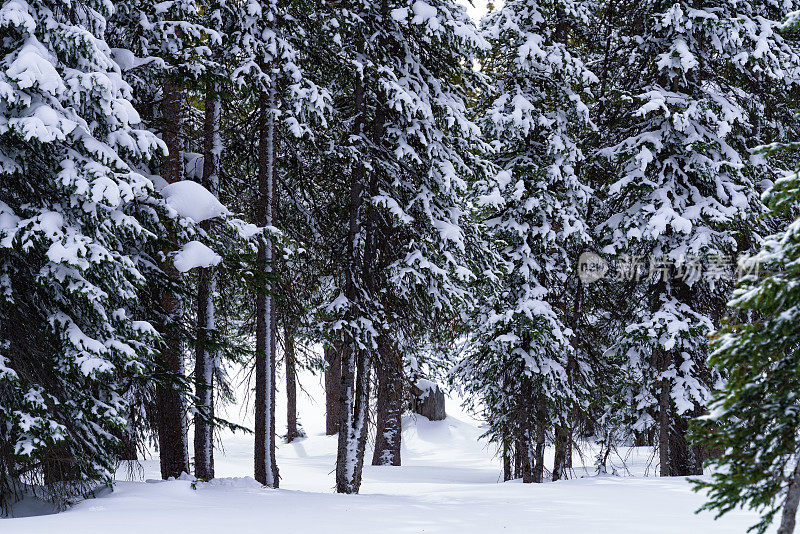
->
3, 0, 800, 532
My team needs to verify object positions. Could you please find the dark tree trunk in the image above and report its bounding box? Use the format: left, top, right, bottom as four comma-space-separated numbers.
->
532, 403, 546, 483
156, 79, 189, 480
285, 325, 301, 442
502, 439, 512, 482
779, 456, 800, 534
412, 384, 446, 421
520, 436, 534, 484
120, 430, 138, 462
553, 425, 569, 481
372, 336, 403, 466
254, 88, 279, 488
324, 342, 342, 435
193, 79, 219, 481
336, 340, 372, 493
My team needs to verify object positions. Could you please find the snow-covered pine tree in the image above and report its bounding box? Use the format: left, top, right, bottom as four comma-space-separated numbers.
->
690, 12, 800, 532
107, 0, 218, 480
693, 161, 800, 534
228, 0, 330, 488
0, 0, 165, 510
311, 0, 490, 492
454, 0, 595, 483
593, 0, 799, 476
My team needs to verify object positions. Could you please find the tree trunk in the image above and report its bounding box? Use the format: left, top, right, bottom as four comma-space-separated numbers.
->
532, 403, 546, 483
502, 439, 512, 482
335, 58, 371, 493
285, 324, 300, 442
779, 456, 800, 534
521, 435, 534, 484
657, 348, 671, 477
156, 79, 189, 480
372, 336, 403, 466
254, 87, 279, 488
514, 437, 525, 480
193, 79, 220, 481
324, 342, 342, 435
553, 424, 569, 481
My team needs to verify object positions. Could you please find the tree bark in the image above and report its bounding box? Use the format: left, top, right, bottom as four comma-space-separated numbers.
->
514, 437, 525, 480
254, 87, 279, 488
285, 324, 301, 442
335, 59, 371, 493
779, 456, 800, 534
502, 439, 512, 482
553, 424, 569, 481
156, 79, 189, 480
372, 336, 403, 466
324, 342, 342, 435
193, 79, 220, 481
532, 403, 546, 483
657, 348, 671, 477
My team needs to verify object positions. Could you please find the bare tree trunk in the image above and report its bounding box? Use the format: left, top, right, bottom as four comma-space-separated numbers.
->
514, 437, 525, 480
553, 425, 569, 481
325, 342, 342, 435
779, 456, 800, 534
372, 336, 403, 466
193, 79, 220, 481
532, 403, 546, 483
254, 87, 279, 488
521, 435, 534, 484
285, 324, 300, 442
657, 348, 671, 477
502, 439, 512, 482
156, 79, 189, 480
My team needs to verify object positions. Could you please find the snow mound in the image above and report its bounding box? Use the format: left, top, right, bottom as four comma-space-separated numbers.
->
161, 180, 227, 222
173, 240, 221, 273
194, 477, 263, 490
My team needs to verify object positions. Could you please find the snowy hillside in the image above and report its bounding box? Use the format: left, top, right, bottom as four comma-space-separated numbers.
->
2, 373, 767, 533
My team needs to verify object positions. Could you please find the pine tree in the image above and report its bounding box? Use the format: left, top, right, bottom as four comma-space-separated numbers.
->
0, 0, 166, 510
455, 0, 594, 483
692, 155, 800, 533
314, 0, 490, 491
592, 0, 798, 477
229, 0, 330, 488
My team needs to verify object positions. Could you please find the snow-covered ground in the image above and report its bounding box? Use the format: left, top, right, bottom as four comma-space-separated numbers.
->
2, 370, 768, 533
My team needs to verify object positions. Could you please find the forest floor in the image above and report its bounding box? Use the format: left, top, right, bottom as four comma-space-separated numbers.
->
3, 371, 769, 533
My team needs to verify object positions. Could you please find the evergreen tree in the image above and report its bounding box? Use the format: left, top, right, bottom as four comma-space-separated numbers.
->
592, 0, 798, 476
692, 15, 800, 531
315, 0, 490, 491
0, 0, 166, 510
455, 0, 594, 483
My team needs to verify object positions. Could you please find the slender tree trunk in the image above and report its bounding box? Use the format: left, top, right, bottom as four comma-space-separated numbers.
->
156, 79, 189, 480
324, 342, 342, 435
779, 456, 800, 534
553, 425, 569, 481
335, 60, 372, 493
532, 403, 546, 483
555, 278, 582, 481
372, 336, 403, 466
285, 324, 300, 442
657, 348, 671, 477
254, 87, 279, 488
502, 439, 512, 482
193, 79, 220, 481
514, 437, 525, 480
119, 402, 137, 461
